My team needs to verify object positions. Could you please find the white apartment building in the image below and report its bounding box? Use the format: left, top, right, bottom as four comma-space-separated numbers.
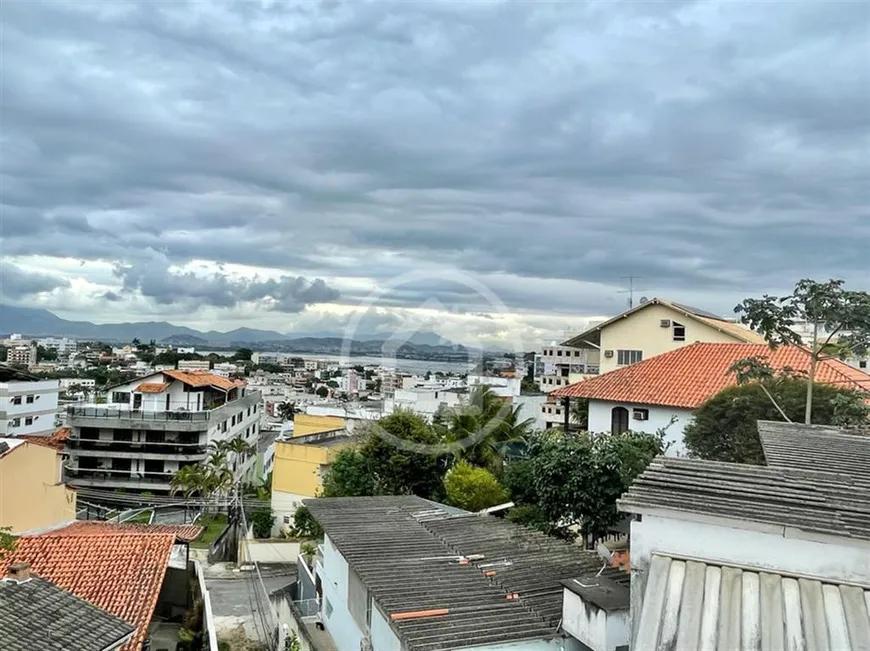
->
383, 386, 465, 419
467, 373, 521, 398
59, 378, 97, 392
64, 369, 261, 493
251, 352, 280, 365
37, 337, 78, 357
0, 370, 60, 437
6, 342, 37, 368
177, 359, 211, 371
212, 361, 244, 377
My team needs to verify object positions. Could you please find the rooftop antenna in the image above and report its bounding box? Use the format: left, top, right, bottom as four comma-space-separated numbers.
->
618, 276, 648, 309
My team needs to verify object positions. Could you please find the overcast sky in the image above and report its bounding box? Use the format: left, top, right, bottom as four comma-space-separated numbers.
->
1, 0, 868, 347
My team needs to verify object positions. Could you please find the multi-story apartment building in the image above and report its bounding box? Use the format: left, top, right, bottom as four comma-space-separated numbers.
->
536, 344, 600, 393
64, 370, 261, 493
0, 367, 60, 437
36, 337, 78, 357
6, 342, 37, 368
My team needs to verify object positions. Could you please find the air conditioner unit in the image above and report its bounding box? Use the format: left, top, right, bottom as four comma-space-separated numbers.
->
633, 409, 649, 421
604, 350, 614, 358
660, 319, 671, 328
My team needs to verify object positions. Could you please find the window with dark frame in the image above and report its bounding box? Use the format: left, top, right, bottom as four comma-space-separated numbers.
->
673, 322, 686, 341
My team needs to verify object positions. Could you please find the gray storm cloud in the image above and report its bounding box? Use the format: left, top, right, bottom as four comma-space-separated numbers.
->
0, 0, 867, 320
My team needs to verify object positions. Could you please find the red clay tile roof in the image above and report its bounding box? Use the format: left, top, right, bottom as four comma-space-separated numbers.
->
162, 369, 243, 391
551, 343, 870, 408
46, 521, 204, 543
134, 382, 171, 393
20, 427, 71, 452
0, 533, 175, 651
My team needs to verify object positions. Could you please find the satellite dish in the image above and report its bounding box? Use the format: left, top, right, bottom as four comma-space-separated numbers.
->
639, 296, 649, 304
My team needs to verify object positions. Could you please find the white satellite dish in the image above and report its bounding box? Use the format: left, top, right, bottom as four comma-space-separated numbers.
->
639, 296, 650, 304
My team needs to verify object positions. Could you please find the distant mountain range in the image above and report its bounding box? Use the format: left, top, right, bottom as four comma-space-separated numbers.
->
0, 306, 477, 358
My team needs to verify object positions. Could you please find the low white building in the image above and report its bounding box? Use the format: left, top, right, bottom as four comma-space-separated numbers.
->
617, 421, 870, 649
305, 496, 607, 651
466, 373, 521, 398
550, 341, 870, 454
383, 386, 465, 419
177, 359, 211, 371
0, 369, 60, 437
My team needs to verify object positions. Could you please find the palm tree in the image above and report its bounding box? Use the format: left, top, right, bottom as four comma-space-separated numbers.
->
170, 464, 208, 498
444, 386, 535, 475
226, 435, 255, 474
278, 401, 298, 422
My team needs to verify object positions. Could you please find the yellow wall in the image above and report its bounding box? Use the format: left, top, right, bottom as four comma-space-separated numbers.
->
599, 303, 752, 374
271, 439, 349, 499
293, 414, 345, 437
0, 443, 76, 534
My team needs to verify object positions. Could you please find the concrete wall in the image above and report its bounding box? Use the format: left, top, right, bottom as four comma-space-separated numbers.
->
0, 441, 76, 534
598, 303, 751, 375
370, 604, 402, 651
240, 539, 301, 564
631, 514, 870, 589
319, 534, 366, 651
294, 414, 345, 437
562, 589, 629, 651
271, 439, 347, 503
0, 379, 60, 436
587, 400, 694, 454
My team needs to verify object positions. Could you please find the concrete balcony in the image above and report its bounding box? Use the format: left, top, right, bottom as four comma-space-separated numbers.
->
67, 391, 262, 432
64, 468, 174, 491
67, 447, 207, 462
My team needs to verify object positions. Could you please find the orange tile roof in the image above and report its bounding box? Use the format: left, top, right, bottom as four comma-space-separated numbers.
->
46, 521, 204, 543
134, 382, 170, 393
19, 427, 70, 452
551, 343, 870, 409
0, 533, 175, 651
162, 369, 242, 391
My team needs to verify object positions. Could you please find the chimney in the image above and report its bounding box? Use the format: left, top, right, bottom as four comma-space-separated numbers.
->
6, 562, 31, 583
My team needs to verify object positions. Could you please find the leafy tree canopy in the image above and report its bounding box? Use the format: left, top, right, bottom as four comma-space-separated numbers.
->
529, 431, 663, 541
320, 448, 375, 498
736, 278, 870, 423
443, 461, 508, 512
685, 378, 869, 464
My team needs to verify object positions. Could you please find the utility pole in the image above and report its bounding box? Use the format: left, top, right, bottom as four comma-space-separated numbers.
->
618, 276, 646, 309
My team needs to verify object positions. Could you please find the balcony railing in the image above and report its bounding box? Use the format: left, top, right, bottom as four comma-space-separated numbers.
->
65, 467, 175, 487
67, 406, 210, 421
69, 438, 204, 451
66, 390, 261, 422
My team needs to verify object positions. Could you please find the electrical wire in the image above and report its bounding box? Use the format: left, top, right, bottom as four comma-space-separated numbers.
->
239, 490, 279, 650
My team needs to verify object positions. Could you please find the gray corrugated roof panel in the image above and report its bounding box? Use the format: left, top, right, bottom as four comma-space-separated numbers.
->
304, 496, 603, 651
561, 574, 630, 612
669, 301, 726, 320
617, 456, 870, 542
759, 420, 870, 476
0, 575, 135, 651
636, 554, 870, 651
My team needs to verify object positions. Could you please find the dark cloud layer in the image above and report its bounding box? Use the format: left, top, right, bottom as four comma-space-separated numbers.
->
114, 262, 340, 312
0, 262, 70, 299
1, 0, 868, 318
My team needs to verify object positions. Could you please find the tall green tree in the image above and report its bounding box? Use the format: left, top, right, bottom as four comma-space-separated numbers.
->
443, 461, 508, 512
736, 279, 870, 424
320, 449, 376, 498
529, 431, 663, 542
685, 378, 869, 464
359, 410, 447, 499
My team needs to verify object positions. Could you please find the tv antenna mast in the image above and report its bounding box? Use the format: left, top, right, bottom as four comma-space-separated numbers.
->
618, 276, 648, 309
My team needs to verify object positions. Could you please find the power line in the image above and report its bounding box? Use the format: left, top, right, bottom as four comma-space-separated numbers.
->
238, 489, 279, 650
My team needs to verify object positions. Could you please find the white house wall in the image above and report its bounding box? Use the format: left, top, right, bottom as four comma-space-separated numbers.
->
370, 604, 402, 651
587, 400, 694, 455
631, 514, 870, 589
319, 534, 365, 651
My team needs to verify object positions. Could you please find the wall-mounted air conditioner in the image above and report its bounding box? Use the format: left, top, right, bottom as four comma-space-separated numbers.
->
633, 409, 649, 421
604, 350, 614, 358
660, 319, 671, 328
